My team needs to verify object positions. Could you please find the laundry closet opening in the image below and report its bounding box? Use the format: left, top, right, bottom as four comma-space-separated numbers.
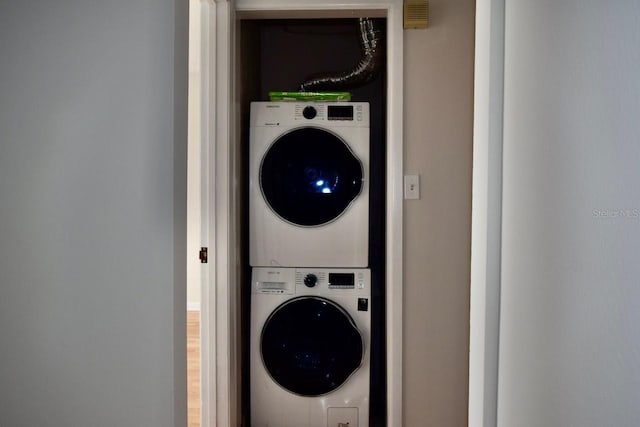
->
237, 16, 388, 427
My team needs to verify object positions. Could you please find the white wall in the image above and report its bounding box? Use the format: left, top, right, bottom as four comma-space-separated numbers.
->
498, 1, 640, 426
0, 1, 188, 426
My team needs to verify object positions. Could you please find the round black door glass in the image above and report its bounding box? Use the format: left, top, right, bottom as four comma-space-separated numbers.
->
261, 297, 363, 396
260, 127, 363, 226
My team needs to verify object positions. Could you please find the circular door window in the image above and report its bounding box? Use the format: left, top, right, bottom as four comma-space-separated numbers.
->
260, 127, 364, 226
261, 296, 363, 396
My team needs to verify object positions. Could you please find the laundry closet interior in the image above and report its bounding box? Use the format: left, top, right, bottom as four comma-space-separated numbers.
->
234, 7, 390, 427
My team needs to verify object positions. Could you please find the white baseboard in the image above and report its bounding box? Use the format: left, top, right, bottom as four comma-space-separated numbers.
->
187, 302, 201, 312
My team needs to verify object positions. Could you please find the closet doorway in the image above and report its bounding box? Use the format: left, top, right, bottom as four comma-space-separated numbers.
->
189, 1, 404, 426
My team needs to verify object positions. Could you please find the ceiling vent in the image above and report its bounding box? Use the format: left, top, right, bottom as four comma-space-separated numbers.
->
404, 0, 429, 29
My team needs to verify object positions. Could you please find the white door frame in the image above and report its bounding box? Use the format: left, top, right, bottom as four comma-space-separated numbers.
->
199, 1, 237, 426
199, 1, 404, 425
468, 0, 505, 426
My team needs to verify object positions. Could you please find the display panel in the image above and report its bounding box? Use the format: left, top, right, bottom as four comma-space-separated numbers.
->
328, 105, 354, 121
328, 273, 355, 289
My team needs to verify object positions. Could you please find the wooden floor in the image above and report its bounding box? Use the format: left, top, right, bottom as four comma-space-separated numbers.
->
187, 310, 200, 427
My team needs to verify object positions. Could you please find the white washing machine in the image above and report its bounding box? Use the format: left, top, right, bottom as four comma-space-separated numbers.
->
250, 267, 371, 427
250, 101, 370, 268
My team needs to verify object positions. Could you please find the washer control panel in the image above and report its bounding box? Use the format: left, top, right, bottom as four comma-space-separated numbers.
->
294, 269, 368, 291
252, 267, 370, 294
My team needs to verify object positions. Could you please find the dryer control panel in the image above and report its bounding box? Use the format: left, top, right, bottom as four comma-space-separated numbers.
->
295, 103, 366, 122
250, 102, 369, 127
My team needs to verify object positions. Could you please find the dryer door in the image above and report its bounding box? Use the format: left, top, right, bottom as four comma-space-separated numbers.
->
260, 127, 364, 226
261, 296, 363, 396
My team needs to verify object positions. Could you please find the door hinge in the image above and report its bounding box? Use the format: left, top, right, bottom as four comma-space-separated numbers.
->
199, 247, 208, 263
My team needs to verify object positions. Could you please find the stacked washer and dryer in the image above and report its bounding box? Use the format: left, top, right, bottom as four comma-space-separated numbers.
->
249, 101, 372, 427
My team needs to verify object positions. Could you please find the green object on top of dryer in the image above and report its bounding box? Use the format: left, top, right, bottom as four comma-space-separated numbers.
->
268, 91, 351, 101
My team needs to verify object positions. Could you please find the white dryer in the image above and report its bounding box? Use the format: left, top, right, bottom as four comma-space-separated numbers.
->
250, 267, 371, 427
250, 101, 370, 268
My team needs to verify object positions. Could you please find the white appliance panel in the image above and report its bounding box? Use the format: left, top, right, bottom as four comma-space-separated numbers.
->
250, 102, 370, 267
250, 267, 371, 427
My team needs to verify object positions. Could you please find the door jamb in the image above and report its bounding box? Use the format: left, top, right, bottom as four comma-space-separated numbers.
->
468, 0, 505, 425
199, 1, 237, 426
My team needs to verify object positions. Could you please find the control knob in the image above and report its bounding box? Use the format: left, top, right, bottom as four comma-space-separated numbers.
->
302, 106, 317, 120
303, 273, 318, 288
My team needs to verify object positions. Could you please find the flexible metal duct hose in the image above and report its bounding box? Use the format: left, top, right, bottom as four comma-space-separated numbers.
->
299, 18, 384, 91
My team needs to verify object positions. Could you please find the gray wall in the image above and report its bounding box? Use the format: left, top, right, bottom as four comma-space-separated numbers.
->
498, 1, 640, 426
0, 0, 188, 426
403, 0, 475, 424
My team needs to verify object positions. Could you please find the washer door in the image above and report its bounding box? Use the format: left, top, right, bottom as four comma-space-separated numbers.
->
260, 127, 363, 226
261, 296, 363, 396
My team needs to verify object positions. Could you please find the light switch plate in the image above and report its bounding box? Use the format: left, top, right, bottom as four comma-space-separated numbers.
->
404, 174, 420, 199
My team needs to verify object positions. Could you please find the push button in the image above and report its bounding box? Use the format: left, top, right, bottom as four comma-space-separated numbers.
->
357, 298, 369, 311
